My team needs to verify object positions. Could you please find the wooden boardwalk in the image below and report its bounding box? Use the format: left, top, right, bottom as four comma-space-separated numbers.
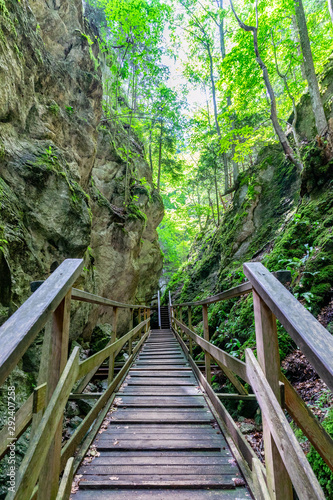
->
74, 329, 251, 499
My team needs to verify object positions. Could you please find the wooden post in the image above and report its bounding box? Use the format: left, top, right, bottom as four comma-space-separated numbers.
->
202, 304, 211, 385
108, 306, 118, 385
188, 306, 193, 357
252, 289, 293, 500
138, 308, 142, 337
128, 308, 134, 355
37, 289, 72, 500
179, 307, 183, 340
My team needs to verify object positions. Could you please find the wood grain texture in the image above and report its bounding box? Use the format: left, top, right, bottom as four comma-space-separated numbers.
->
60, 330, 150, 470
244, 261, 333, 393
246, 348, 325, 500
78, 319, 149, 379
281, 372, 333, 471
9, 347, 80, 500
56, 457, 74, 500
252, 289, 292, 500
0, 259, 83, 386
174, 318, 248, 383
74, 330, 250, 498
71, 288, 149, 310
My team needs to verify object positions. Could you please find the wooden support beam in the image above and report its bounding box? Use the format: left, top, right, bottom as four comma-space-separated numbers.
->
246, 348, 325, 500
33, 383, 47, 414
179, 307, 183, 340
108, 306, 118, 385
56, 457, 74, 500
128, 308, 134, 355
188, 307, 193, 357
202, 304, 211, 385
216, 393, 256, 401
252, 289, 292, 500
11, 348, 80, 500
281, 373, 333, 471
37, 289, 72, 500
0, 382, 48, 461
252, 457, 271, 500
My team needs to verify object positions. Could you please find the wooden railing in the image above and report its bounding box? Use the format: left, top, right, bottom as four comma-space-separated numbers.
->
0, 259, 151, 500
171, 262, 333, 500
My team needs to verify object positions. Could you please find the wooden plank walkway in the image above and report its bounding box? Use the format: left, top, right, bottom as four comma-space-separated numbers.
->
73, 329, 251, 499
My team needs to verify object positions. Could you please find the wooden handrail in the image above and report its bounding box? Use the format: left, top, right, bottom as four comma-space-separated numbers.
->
169, 262, 332, 500
246, 348, 325, 500
71, 288, 150, 309
172, 270, 290, 307
174, 281, 252, 307
0, 259, 83, 387
244, 262, 333, 393
173, 317, 248, 383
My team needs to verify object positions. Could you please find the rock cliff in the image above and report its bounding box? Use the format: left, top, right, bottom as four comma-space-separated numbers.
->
0, 0, 164, 338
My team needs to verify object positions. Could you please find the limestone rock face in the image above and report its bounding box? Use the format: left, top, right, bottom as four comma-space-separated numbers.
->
0, 0, 164, 339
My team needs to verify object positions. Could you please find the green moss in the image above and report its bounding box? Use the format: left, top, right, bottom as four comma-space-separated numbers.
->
127, 203, 147, 224
49, 102, 60, 115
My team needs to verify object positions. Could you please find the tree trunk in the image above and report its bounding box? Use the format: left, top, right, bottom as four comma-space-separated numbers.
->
328, 0, 333, 26
229, 0, 303, 172
214, 165, 220, 226
218, 4, 239, 183
291, 15, 306, 80
294, 0, 328, 135
207, 44, 221, 137
157, 120, 163, 192
148, 125, 153, 172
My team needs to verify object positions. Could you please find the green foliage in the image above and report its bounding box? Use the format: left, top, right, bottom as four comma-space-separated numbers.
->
307, 408, 333, 498
49, 102, 60, 115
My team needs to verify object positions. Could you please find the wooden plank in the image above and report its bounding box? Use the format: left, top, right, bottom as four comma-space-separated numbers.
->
281, 373, 333, 472
93, 450, 228, 456
78, 476, 237, 487
117, 388, 203, 395
73, 489, 250, 499
174, 318, 248, 383
0, 259, 83, 387
86, 456, 232, 465
100, 432, 223, 440
72, 395, 116, 475
56, 457, 74, 500
95, 442, 223, 452
126, 380, 196, 386
246, 348, 326, 500
174, 329, 258, 472
244, 262, 333, 393
252, 457, 270, 500
60, 330, 150, 470
252, 289, 292, 500
71, 288, 148, 309
9, 347, 80, 500
80, 465, 237, 475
